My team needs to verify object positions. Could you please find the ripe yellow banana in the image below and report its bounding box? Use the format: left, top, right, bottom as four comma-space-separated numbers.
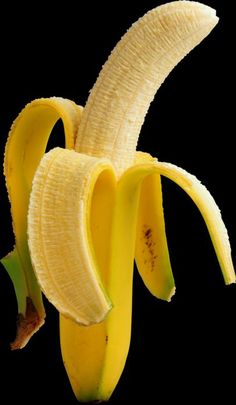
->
1, 1, 235, 402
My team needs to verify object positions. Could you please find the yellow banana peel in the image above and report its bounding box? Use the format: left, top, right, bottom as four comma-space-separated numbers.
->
1, 98, 82, 348
1, 1, 235, 402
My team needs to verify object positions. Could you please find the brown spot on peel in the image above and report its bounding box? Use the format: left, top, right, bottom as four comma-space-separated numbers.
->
142, 225, 158, 272
145, 228, 152, 238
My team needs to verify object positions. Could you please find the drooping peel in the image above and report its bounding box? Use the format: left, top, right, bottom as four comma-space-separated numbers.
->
28, 147, 113, 325
1, 98, 82, 348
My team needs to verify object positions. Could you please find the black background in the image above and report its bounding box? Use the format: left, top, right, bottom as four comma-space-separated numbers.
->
0, 1, 235, 403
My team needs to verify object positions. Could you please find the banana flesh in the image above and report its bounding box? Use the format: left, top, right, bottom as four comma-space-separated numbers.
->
76, 1, 218, 175
0, 1, 234, 403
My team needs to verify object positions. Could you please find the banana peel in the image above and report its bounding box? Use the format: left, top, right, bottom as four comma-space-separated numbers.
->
1, 98, 82, 348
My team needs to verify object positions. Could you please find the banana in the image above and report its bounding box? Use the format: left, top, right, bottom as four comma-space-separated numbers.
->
1, 1, 234, 403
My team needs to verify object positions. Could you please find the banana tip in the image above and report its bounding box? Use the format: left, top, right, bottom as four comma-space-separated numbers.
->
167, 286, 176, 302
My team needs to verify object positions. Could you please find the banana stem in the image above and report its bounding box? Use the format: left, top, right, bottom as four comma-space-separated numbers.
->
75, 1, 218, 175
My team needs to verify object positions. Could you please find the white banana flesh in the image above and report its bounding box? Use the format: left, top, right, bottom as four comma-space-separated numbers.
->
76, 1, 218, 175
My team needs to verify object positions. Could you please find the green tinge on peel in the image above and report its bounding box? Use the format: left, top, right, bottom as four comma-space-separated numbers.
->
1, 248, 28, 315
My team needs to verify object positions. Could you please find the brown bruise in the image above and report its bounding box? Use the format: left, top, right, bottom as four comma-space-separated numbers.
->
142, 225, 158, 272
11, 297, 45, 350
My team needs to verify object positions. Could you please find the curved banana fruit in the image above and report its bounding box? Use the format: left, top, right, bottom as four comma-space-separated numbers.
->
1, 1, 234, 402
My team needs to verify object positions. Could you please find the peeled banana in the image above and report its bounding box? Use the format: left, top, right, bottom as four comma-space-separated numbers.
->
1, 1, 235, 402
